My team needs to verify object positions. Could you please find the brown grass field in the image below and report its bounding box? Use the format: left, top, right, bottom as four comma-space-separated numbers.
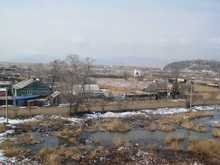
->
0, 99, 186, 118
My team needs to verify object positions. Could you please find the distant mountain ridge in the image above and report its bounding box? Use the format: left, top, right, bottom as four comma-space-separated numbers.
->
163, 60, 220, 72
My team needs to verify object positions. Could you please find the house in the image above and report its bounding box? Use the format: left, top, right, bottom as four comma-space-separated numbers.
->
0, 81, 13, 105
13, 79, 51, 106
143, 80, 171, 99
0, 81, 12, 96
72, 84, 105, 98
134, 69, 143, 80
49, 91, 62, 106
50, 84, 105, 106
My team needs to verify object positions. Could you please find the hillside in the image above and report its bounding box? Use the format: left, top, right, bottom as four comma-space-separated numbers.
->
163, 60, 220, 73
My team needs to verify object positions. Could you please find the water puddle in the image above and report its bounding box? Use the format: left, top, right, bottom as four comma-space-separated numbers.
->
25, 132, 61, 154
82, 109, 220, 151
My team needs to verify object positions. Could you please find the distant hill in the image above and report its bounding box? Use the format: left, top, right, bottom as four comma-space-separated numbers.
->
163, 60, 220, 73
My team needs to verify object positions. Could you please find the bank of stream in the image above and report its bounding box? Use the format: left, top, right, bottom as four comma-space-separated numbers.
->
0, 106, 220, 164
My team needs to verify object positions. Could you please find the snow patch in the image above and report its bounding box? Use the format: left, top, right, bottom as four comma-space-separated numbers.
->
141, 108, 189, 115
142, 106, 219, 115
51, 115, 82, 123
0, 130, 15, 163
0, 117, 38, 125
193, 106, 218, 112
86, 106, 220, 119
85, 111, 148, 119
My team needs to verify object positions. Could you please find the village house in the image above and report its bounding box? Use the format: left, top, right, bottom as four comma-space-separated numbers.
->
50, 84, 105, 106
0, 81, 13, 105
13, 78, 51, 106
134, 69, 143, 80
143, 80, 171, 99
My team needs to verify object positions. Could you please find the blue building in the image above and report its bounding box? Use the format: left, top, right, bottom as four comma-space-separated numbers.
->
13, 79, 51, 106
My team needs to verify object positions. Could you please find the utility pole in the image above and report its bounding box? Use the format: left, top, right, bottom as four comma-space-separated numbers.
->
166, 78, 169, 101
0, 88, 8, 123
5, 88, 8, 123
189, 80, 193, 112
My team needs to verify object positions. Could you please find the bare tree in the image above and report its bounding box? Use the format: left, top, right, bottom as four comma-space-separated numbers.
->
59, 54, 94, 115
171, 68, 180, 99
185, 80, 194, 110
49, 60, 64, 92
32, 63, 48, 80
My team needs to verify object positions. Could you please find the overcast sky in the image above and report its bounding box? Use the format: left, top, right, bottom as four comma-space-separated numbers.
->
0, 0, 220, 67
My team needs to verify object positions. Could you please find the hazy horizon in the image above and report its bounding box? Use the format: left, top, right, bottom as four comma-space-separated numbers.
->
1, 0, 220, 67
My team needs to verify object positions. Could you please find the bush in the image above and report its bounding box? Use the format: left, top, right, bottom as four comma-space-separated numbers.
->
101, 119, 130, 132
165, 135, 184, 151
39, 147, 81, 165
0, 124, 8, 133
188, 140, 220, 161
0, 139, 30, 158
212, 129, 220, 137
181, 120, 207, 132
159, 124, 175, 132
56, 127, 82, 144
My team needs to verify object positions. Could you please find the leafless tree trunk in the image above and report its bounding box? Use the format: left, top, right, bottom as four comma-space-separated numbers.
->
59, 54, 94, 115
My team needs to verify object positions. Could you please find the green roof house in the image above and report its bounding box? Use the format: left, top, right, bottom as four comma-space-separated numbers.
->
13, 79, 51, 97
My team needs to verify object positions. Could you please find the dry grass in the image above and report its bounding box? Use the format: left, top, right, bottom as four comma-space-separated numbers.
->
16, 118, 70, 133
165, 135, 184, 151
193, 84, 220, 93
101, 119, 130, 132
159, 111, 213, 127
39, 148, 57, 165
56, 127, 82, 144
212, 129, 220, 138
157, 111, 211, 133
39, 147, 81, 165
147, 144, 158, 151
0, 124, 8, 133
86, 119, 130, 132
112, 136, 129, 146
146, 111, 212, 133
181, 120, 208, 132
158, 124, 175, 132
181, 120, 194, 130
87, 146, 105, 160
188, 140, 220, 161
15, 133, 40, 145
0, 139, 30, 158
0, 99, 186, 118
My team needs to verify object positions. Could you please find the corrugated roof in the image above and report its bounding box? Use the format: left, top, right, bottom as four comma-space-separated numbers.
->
13, 79, 35, 89
50, 91, 61, 98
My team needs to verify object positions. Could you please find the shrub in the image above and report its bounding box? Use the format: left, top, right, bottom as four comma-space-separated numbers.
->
165, 135, 184, 151
101, 119, 130, 132
0, 139, 30, 158
159, 124, 175, 132
0, 124, 8, 133
212, 129, 220, 137
188, 140, 220, 161
181, 121, 207, 132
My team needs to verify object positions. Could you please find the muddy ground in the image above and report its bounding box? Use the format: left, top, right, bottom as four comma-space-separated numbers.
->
0, 109, 220, 165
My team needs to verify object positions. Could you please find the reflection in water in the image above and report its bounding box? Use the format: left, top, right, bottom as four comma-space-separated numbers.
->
27, 132, 60, 154
25, 110, 220, 153
84, 110, 220, 150
83, 127, 214, 151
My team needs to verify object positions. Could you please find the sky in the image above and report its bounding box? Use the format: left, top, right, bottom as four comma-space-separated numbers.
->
0, 0, 220, 67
